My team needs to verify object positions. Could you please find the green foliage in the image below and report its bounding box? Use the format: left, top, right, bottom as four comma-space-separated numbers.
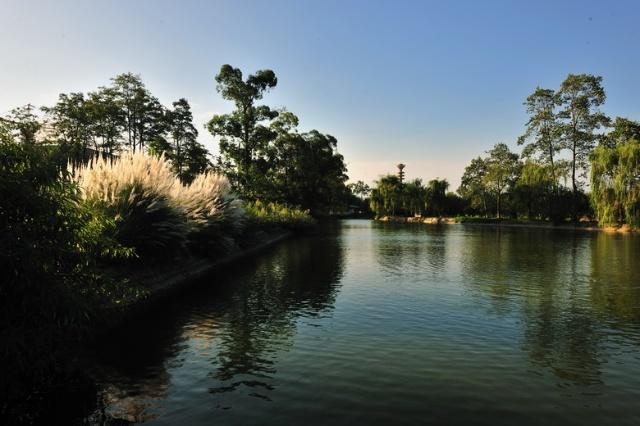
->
268, 123, 349, 215
425, 179, 449, 216
0, 141, 138, 415
458, 145, 521, 218
484, 143, 521, 218
605, 117, 640, 148
370, 174, 403, 217
39, 73, 207, 180
348, 180, 371, 199
166, 98, 209, 183
403, 178, 427, 216
512, 161, 555, 219
0, 104, 41, 144
41, 93, 94, 159
518, 87, 562, 194
369, 175, 451, 218
207, 64, 278, 198
458, 156, 493, 216
558, 73, 610, 221
244, 200, 315, 230
591, 137, 640, 228
208, 66, 350, 215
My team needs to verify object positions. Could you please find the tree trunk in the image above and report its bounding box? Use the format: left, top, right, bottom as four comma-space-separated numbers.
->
572, 143, 578, 224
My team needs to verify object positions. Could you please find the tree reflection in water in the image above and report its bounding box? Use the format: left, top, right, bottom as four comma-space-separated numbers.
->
82, 222, 640, 425
460, 227, 640, 389
88, 225, 345, 422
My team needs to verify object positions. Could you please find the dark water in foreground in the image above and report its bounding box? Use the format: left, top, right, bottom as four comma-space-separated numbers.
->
86, 220, 640, 425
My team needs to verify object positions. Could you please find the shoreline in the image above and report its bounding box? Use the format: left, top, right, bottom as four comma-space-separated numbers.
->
376, 216, 636, 233
100, 230, 292, 332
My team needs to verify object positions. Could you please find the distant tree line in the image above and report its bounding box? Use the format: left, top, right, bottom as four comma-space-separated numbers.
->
368, 73, 640, 227
369, 175, 458, 217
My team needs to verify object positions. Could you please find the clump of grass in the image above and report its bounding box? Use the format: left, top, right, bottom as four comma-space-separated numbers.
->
72, 152, 248, 258
244, 200, 315, 230
71, 152, 188, 258
173, 171, 244, 252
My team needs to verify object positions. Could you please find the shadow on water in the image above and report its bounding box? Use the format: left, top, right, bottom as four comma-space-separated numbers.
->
85, 224, 345, 424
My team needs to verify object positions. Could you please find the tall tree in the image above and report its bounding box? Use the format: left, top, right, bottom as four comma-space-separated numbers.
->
591, 118, 640, 228
591, 139, 640, 228
267, 109, 302, 202
167, 98, 199, 181
111, 73, 166, 153
86, 87, 124, 155
207, 64, 278, 198
403, 178, 426, 216
370, 174, 403, 217
42, 93, 93, 159
513, 160, 555, 219
557, 74, 610, 222
1, 104, 42, 144
348, 180, 371, 200
425, 179, 449, 217
182, 139, 210, 183
606, 117, 640, 147
518, 87, 561, 194
282, 130, 349, 215
458, 156, 491, 216
484, 143, 521, 219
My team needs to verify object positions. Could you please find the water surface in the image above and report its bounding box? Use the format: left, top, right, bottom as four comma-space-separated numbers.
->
87, 220, 640, 425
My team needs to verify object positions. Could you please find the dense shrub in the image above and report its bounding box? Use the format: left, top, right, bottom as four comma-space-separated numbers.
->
0, 142, 126, 420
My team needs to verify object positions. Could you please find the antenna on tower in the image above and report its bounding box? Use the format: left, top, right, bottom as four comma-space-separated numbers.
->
397, 163, 406, 184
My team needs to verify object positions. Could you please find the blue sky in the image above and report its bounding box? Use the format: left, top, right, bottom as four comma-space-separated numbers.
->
1, 0, 639, 187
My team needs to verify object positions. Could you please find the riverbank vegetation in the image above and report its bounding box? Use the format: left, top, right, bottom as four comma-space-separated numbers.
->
0, 65, 356, 421
369, 73, 640, 230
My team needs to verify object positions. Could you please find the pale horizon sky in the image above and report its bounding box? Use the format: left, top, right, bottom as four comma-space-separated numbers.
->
2, 0, 640, 188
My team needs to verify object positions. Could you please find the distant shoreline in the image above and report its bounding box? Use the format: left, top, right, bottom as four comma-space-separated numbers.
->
375, 216, 637, 233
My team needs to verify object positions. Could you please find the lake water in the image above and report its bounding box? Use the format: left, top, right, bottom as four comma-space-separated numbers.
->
86, 220, 640, 425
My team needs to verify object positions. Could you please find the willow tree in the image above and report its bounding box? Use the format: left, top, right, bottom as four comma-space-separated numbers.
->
591, 129, 640, 228
513, 160, 555, 219
425, 179, 449, 217
403, 178, 426, 216
370, 174, 403, 217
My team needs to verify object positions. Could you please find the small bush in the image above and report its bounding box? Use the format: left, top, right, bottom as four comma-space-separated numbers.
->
244, 200, 315, 230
